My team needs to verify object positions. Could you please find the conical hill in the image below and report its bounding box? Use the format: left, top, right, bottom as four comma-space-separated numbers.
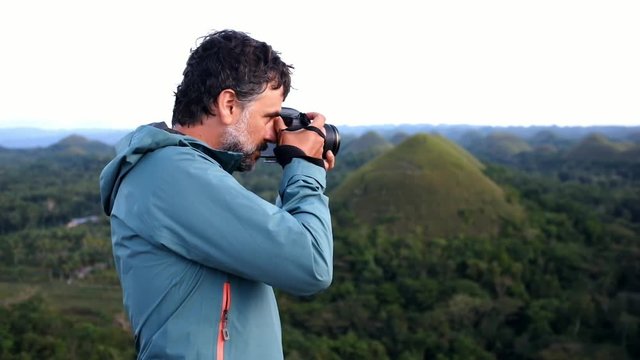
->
49, 135, 114, 156
342, 131, 393, 155
485, 132, 532, 156
566, 133, 635, 162
331, 134, 523, 238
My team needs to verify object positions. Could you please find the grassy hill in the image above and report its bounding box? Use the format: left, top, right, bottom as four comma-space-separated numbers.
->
49, 135, 115, 157
566, 133, 638, 162
389, 131, 410, 145
528, 130, 573, 152
464, 132, 532, 163
341, 131, 393, 155
331, 134, 524, 238
485, 132, 532, 155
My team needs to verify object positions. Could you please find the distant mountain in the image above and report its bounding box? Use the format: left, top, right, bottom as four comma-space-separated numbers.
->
331, 134, 523, 238
3, 124, 639, 149
337, 124, 640, 143
0, 135, 114, 168
0, 128, 131, 148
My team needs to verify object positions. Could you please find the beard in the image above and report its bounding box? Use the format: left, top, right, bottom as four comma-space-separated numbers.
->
221, 108, 266, 172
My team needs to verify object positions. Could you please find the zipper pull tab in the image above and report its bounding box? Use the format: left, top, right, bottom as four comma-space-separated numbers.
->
222, 310, 230, 340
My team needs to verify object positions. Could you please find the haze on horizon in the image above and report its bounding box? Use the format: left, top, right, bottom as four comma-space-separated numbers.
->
1, 0, 639, 130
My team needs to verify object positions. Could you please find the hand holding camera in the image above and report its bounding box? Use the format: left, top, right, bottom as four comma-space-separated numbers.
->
262, 107, 340, 170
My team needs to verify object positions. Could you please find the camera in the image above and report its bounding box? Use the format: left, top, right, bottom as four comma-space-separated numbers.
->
260, 107, 340, 161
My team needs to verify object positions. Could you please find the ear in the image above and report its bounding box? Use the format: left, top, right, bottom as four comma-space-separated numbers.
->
214, 89, 240, 126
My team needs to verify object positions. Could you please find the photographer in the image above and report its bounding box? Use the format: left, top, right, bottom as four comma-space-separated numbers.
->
99, 29, 335, 359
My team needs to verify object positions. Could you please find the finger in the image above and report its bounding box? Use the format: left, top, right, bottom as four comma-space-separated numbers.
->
273, 117, 289, 144
273, 116, 288, 133
305, 112, 326, 128
324, 150, 336, 170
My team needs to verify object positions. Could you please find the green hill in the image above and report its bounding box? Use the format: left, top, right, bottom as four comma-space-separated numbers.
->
565, 133, 637, 162
389, 131, 410, 145
341, 131, 393, 155
530, 130, 559, 145
48, 135, 114, 156
483, 132, 532, 156
529, 130, 570, 152
331, 134, 523, 238
461, 131, 532, 163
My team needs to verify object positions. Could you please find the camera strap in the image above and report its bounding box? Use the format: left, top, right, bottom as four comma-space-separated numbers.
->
273, 145, 324, 168
304, 125, 326, 140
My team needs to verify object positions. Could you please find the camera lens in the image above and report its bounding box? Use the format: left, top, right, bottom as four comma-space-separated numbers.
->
323, 124, 341, 157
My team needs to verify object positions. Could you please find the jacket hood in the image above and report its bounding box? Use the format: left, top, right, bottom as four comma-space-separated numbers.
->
99, 122, 243, 215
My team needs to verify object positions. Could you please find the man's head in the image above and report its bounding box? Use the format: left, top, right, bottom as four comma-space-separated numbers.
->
172, 29, 293, 127
172, 30, 292, 171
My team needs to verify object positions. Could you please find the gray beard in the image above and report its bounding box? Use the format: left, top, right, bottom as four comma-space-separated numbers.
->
221, 110, 260, 172
221, 140, 259, 172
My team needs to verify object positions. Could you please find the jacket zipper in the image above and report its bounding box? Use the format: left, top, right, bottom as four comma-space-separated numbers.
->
216, 281, 231, 360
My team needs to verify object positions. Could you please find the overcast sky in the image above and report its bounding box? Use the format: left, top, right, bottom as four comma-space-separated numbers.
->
1, 0, 638, 129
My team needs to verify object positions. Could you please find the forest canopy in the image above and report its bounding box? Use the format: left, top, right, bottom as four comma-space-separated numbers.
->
1, 129, 639, 359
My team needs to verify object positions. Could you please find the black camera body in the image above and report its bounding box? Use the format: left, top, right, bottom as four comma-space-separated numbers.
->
260, 107, 340, 161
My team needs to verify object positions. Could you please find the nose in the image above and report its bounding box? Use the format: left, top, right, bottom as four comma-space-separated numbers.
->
264, 120, 278, 143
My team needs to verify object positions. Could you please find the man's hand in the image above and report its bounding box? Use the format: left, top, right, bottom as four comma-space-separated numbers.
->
274, 112, 336, 170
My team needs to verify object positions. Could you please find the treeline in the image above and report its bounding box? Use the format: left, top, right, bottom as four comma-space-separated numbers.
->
0, 224, 113, 282
0, 148, 108, 234
0, 296, 134, 359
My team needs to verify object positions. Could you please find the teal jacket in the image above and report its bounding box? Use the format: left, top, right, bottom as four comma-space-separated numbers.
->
99, 124, 333, 359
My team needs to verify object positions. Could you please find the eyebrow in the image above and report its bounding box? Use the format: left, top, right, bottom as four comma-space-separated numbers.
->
264, 111, 281, 118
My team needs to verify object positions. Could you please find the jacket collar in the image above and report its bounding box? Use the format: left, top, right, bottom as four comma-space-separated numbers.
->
150, 122, 243, 174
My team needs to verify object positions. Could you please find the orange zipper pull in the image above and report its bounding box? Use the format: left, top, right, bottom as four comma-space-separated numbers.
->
221, 281, 231, 341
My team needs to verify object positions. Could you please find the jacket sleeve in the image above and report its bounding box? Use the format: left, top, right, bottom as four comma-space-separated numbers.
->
115, 150, 333, 296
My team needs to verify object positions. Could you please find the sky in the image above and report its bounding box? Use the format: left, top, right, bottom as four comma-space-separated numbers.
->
0, 0, 639, 130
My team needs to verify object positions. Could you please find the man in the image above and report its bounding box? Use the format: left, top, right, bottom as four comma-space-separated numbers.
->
100, 29, 335, 359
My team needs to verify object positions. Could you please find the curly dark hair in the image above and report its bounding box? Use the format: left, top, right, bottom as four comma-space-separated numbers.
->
172, 30, 293, 126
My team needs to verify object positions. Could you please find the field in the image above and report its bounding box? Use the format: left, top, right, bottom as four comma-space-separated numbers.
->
0, 278, 125, 326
